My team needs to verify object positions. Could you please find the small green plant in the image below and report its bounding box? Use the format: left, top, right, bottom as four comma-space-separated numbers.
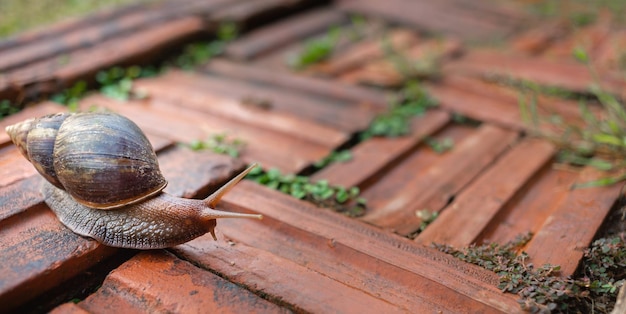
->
516, 46, 626, 188
184, 133, 245, 158
245, 166, 366, 217
175, 22, 238, 69
289, 26, 341, 69
314, 150, 352, 169
96, 65, 158, 101
435, 233, 626, 313
362, 80, 437, 139
382, 35, 441, 80
415, 209, 439, 232
425, 137, 454, 154
288, 16, 370, 69
51, 80, 88, 111
0, 100, 20, 119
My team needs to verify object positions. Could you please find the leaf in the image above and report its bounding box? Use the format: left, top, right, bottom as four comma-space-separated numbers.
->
592, 133, 622, 146
572, 173, 626, 189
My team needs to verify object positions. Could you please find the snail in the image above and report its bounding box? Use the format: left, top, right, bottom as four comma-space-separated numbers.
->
5, 112, 262, 249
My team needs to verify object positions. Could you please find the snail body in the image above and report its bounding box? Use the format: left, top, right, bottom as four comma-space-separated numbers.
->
6, 112, 261, 249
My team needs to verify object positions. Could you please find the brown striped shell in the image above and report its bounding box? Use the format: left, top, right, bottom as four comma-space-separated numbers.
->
5, 112, 167, 210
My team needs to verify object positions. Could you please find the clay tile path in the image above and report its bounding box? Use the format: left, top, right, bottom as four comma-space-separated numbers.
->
1, 0, 625, 313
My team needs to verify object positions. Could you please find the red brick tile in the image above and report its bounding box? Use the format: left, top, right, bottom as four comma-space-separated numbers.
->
211, 180, 521, 312
524, 167, 624, 276
478, 165, 579, 245
250, 19, 386, 73
209, 0, 318, 27
0, 1, 155, 52
0, 205, 118, 311
362, 124, 519, 235
226, 8, 346, 60
510, 21, 569, 55
311, 110, 450, 187
337, 0, 521, 41
177, 237, 408, 313
72, 251, 287, 313
54, 17, 206, 85
443, 49, 626, 99
427, 75, 599, 131
50, 303, 91, 314
541, 14, 612, 60
308, 28, 420, 76
203, 58, 389, 108
0, 3, 197, 72
133, 74, 349, 149
155, 70, 376, 133
0, 176, 44, 221
338, 37, 462, 87
594, 29, 626, 70
0, 146, 39, 188
416, 139, 556, 247
178, 216, 504, 313
360, 124, 476, 211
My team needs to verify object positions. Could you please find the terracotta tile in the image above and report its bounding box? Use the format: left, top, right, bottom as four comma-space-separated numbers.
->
362, 124, 520, 235
0, 3, 144, 52
541, 15, 612, 60
213, 180, 521, 312
132, 75, 349, 149
179, 236, 408, 313
360, 123, 477, 211
524, 167, 624, 276
307, 28, 420, 76
2, 17, 205, 99
50, 303, 91, 314
196, 209, 505, 313
0, 205, 118, 311
226, 8, 346, 60
594, 29, 626, 70
251, 20, 386, 73
0, 146, 39, 188
0, 176, 44, 221
155, 70, 376, 133
0, 2, 198, 72
416, 139, 556, 247
210, 0, 317, 27
73, 251, 287, 313
311, 110, 450, 187
427, 75, 599, 131
337, 0, 520, 41
204, 59, 389, 109
54, 17, 206, 85
1, 58, 60, 98
478, 165, 579, 245
443, 49, 626, 99
0, 74, 19, 98
510, 21, 569, 55
338, 37, 462, 87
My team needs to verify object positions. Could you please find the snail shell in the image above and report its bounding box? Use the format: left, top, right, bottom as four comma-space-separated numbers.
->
6, 112, 167, 209
6, 112, 261, 249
